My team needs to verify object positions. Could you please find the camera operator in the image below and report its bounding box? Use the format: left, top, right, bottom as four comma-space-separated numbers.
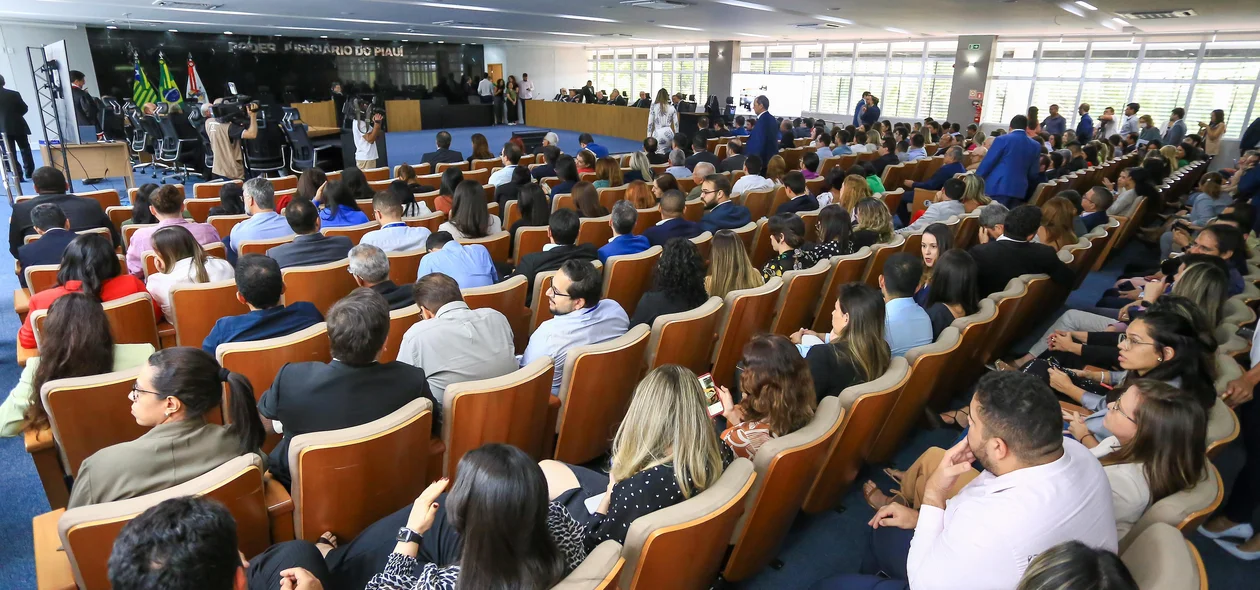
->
201, 98, 258, 180
352, 102, 385, 170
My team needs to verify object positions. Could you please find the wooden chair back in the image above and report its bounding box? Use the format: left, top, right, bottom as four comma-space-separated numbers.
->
321, 221, 380, 245
106, 206, 132, 233
170, 279, 250, 347
802, 357, 912, 513
463, 275, 531, 354
554, 326, 651, 464
711, 278, 783, 389
463, 168, 491, 185
514, 226, 551, 263
1120, 523, 1207, 590
121, 223, 155, 250
436, 161, 469, 172
41, 367, 144, 477
281, 259, 359, 315
689, 230, 713, 260
387, 249, 426, 285
1121, 463, 1222, 554
24, 264, 60, 294
631, 207, 662, 236
288, 398, 434, 541
601, 246, 662, 317
868, 328, 963, 463
472, 158, 500, 171
682, 199, 705, 223
141, 243, 227, 278
238, 235, 295, 257
644, 297, 723, 374
361, 167, 390, 182
194, 180, 240, 199
748, 217, 775, 267
769, 259, 831, 336
767, 186, 791, 218
929, 299, 999, 411
458, 232, 511, 265
597, 186, 628, 210
185, 198, 221, 222
811, 247, 873, 333
215, 323, 331, 397
380, 304, 422, 364
269, 174, 299, 191
552, 193, 575, 211
676, 176, 696, 194
730, 221, 757, 253
953, 213, 981, 250
977, 278, 1029, 365
404, 211, 446, 233
503, 200, 521, 229
742, 189, 774, 221
859, 235, 907, 288
442, 358, 554, 476
208, 214, 249, 238
578, 215, 614, 247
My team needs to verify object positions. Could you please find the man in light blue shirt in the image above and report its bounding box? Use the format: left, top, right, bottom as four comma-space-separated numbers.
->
487, 141, 522, 186
905, 134, 928, 161
880, 252, 933, 356
416, 231, 498, 289
814, 135, 833, 160
360, 188, 431, 252
227, 177, 294, 255
578, 132, 609, 160
521, 258, 629, 394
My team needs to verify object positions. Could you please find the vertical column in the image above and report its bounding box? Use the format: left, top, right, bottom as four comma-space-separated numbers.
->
947, 35, 997, 127
707, 40, 740, 104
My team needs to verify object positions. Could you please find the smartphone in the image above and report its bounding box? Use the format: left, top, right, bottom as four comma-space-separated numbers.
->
228, 82, 238, 96
698, 373, 724, 418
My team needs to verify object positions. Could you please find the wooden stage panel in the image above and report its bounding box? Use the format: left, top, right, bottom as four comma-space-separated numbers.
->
525, 101, 649, 142
290, 101, 337, 129
385, 100, 422, 132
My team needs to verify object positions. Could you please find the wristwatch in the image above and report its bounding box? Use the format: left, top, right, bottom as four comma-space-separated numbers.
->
396, 527, 422, 545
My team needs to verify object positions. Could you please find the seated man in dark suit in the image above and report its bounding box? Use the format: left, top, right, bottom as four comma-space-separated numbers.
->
266, 199, 354, 269
201, 254, 325, 355
418, 130, 464, 169
699, 174, 752, 233
513, 208, 599, 304
1078, 186, 1114, 234
871, 138, 901, 178
685, 134, 720, 170
644, 137, 668, 165
16, 203, 76, 288
720, 140, 746, 173
644, 189, 703, 247
969, 204, 1075, 296
775, 171, 820, 215
257, 288, 438, 489
693, 116, 716, 143
906, 146, 967, 192
348, 243, 413, 310
531, 145, 561, 181
8, 166, 119, 257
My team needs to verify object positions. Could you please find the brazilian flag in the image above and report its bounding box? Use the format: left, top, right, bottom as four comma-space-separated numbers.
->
157, 52, 182, 103
132, 55, 159, 107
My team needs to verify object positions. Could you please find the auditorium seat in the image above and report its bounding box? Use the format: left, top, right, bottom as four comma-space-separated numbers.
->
404, 210, 445, 232
503, 199, 521, 229
552, 540, 624, 590
471, 158, 499, 172
464, 168, 491, 185
441, 357, 554, 476
952, 212, 981, 250
463, 275, 531, 353
742, 189, 774, 221
723, 397, 845, 582
128, 185, 183, 202
31, 292, 160, 351
730, 221, 757, 253
601, 245, 661, 317
387, 249, 425, 285
682, 199, 705, 224
436, 161, 469, 172
932, 299, 999, 411
106, 206, 132, 233
287, 397, 435, 542
768, 258, 831, 337
644, 296, 722, 374
676, 177, 696, 194
141, 242, 227, 278
552, 193, 574, 211
577, 215, 614, 247
321, 221, 379, 245
1120, 523, 1207, 590
618, 458, 754, 590
553, 325, 650, 464
356, 198, 375, 217
860, 235, 907, 288
597, 185, 627, 210
631, 207, 662, 236
869, 328, 963, 463
513, 226, 551, 264
170, 279, 250, 347
184, 198, 220, 222
380, 304, 422, 364
216, 323, 331, 398
238, 235, 295, 257
711, 278, 782, 389
361, 167, 390, 182
121, 223, 155, 251
811, 247, 872, 333
282, 259, 358, 315
803, 357, 912, 513
1120, 463, 1220, 554
458, 232, 511, 265
748, 218, 774, 267
976, 278, 1029, 365
688, 230, 712, 260
269, 174, 299, 191
194, 180, 241, 199
209, 214, 249, 238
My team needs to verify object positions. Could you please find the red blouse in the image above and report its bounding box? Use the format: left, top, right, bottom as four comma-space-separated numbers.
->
19, 276, 157, 349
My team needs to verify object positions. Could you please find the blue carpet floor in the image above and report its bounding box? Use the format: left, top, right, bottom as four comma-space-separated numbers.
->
1, 136, 1257, 586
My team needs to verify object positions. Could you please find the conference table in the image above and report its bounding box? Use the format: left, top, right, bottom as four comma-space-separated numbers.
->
526, 101, 650, 142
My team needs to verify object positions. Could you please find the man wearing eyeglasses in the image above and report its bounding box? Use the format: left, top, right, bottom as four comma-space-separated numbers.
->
521, 259, 629, 394
699, 173, 751, 233
1078, 187, 1114, 235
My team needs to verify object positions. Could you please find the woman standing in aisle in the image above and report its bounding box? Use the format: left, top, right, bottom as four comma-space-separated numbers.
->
647, 88, 678, 155
505, 76, 520, 126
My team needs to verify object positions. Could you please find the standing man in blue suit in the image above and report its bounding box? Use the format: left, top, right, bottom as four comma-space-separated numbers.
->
975, 115, 1042, 207
853, 91, 870, 127
742, 95, 779, 169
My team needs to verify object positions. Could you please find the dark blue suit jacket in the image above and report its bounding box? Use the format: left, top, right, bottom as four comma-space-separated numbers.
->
912, 162, 966, 192
775, 195, 819, 215
975, 131, 1041, 202
1080, 210, 1109, 233
743, 111, 780, 168
700, 202, 752, 233
643, 217, 704, 247
419, 148, 464, 168
17, 229, 75, 288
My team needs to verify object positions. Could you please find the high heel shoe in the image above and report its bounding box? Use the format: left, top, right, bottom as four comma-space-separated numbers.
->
1199, 522, 1254, 540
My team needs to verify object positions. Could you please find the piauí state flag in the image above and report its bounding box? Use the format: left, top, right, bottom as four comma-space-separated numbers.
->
157, 52, 182, 103
186, 54, 208, 103
131, 55, 159, 107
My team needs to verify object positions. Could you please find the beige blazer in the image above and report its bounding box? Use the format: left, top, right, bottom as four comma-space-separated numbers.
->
68, 418, 258, 508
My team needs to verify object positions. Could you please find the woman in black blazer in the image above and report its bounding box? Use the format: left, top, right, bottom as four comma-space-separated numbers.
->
630, 238, 709, 328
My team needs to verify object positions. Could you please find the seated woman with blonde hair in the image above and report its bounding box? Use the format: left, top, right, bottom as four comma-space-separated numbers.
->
706, 229, 764, 298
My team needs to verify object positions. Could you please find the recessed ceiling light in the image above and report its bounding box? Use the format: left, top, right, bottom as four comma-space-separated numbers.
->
659, 24, 702, 31
223, 31, 233, 35
884, 27, 910, 34
274, 34, 282, 37
363, 37, 370, 40
106, 25, 118, 29
544, 31, 594, 37
168, 29, 178, 33
1060, 3, 1085, 17
713, 0, 775, 11
1075, 1, 1097, 10
437, 40, 444, 44
1112, 17, 1131, 26
320, 35, 329, 38
815, 15, 853, 25
737, 32, 770, 38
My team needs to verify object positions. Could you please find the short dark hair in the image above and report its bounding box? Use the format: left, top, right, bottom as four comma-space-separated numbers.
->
31, 203, 67, 231
561, 259, 601, 307
1009, 114, 1029, 130
802, 152, 819, 172
973, 371, 1063, 460
234, 254, 284, 308
502, 141, 522, 165
660, 189, 686, 215
32, 167, 66, 193
151, 185, 185, 215
735, 115, 746, 126
783, 170, 807, 196
692, 134, 707, 150
284, 197, 319, 234
108, 497, 240, 590
436, 130, 452, 149
1088, 186, 1115, 210
69, 70, 85, 83
911, 134, 925, 147
943, 177, 966, 200
754, 95, 769, 110
643, 137, 658, 153
1127, 102, 1140, 112
578, 132, 594, 145
326, 287, 389, 365
1056, 189, 1083, 213
705, 173, 731, 199
1004, 205, 1042, 240
1172, 107, 1185, 119
426, 230, 455, 250
744, 155, 764, 176
549, 208, 580, 245
881, 252, 923, 297
540, 145, 562, 166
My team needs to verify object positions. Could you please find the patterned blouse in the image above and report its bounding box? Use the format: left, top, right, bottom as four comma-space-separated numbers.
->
801, 239, 853, 266
365, 502, 586, 590
761, 250, 806, 280
722, 420, 775, 459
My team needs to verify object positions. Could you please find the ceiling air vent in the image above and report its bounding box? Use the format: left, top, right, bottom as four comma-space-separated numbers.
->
152, 1, 223, 9
619, 0, 691, 10
1115, 9, 1197, 20
430, 20, 488, 27
794, 22, 844, 30
599, 33, 634, 37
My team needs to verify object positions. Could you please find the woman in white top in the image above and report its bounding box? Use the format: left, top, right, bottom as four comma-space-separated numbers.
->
1067, 378, 1207, 539
437, 179, 503, 240
145, 225, 234, 322
646, 88, 678, 155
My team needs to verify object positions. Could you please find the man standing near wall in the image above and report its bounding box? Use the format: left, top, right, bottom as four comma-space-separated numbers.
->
853, 91, 870, 127
477, 73, 494, 104
742, 95, 779, 167
519, 73, 534, 123
0, 75, 34, 182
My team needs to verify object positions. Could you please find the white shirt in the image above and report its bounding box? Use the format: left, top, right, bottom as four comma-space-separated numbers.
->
360, 222, 432, 253
521, 300, 629, 394
906, 438, 1118, 590
1091, 437, 1150, 540
731, 174, 775, 198
396, 301, 518, 406
353, 120, 378, 161
477, 78, 494, 97
519, 79, 534, 100
1108, 189, 1138, 217
437, 217, 502, 240
488, 164, 517, 186
145, 256, 236, 321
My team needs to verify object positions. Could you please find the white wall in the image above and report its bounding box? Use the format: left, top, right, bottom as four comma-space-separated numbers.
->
0, 22, 98, 143
482, 44, 586, 100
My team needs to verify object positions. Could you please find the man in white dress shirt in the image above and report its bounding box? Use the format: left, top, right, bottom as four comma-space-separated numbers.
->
360, 188, 431, 253
518, 72, 534, 121
814, 371, 1117, 590
521, 258, 629, 394
477, 73, 494, 104
730, 155, 775, 198
487, 141, 523, 186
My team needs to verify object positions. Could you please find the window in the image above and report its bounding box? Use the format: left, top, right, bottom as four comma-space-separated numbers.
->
585, 45, 710, 100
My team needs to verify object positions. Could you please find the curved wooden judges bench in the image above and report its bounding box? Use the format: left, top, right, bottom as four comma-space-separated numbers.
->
526, 101, 650, 142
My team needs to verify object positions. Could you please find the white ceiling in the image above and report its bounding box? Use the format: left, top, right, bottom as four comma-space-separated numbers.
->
0, 0, 1255, 46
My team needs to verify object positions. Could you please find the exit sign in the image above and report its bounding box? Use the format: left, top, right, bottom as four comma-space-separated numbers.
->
968, 43, 982, 50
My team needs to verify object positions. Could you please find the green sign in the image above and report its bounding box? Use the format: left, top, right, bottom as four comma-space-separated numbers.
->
968, 43, 982, 50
